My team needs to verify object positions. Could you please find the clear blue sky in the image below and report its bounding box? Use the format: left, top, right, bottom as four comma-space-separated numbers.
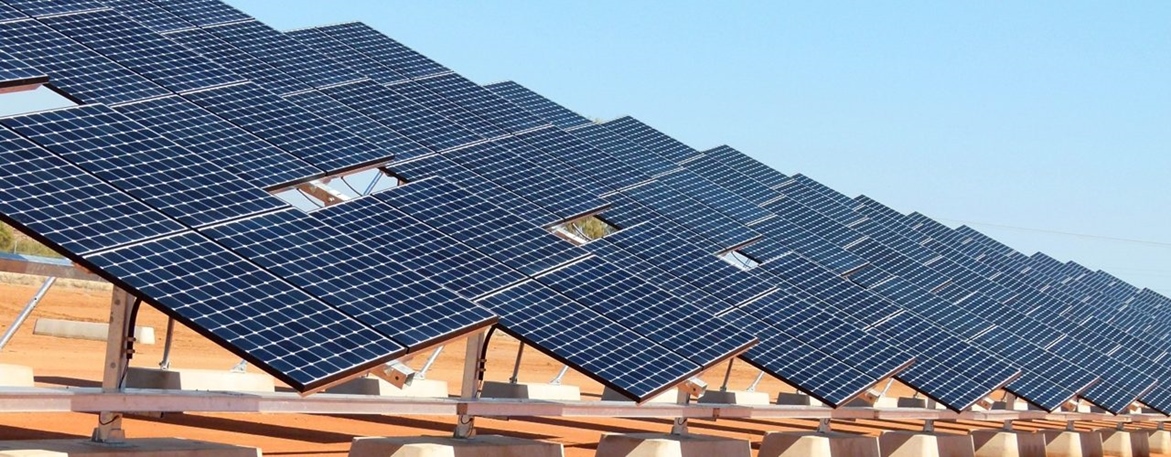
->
7, 1, 1170, 294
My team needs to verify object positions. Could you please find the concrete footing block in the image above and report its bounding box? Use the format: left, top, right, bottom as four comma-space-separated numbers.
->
1098, 429, 1149, 457
595, 433, 750, 457
124, 368, 274, 392
602, 388, 677, 403
0, 438, 258, 456
970, 430, 1045, 457
1146, 430, 1170, 455
348, 435, 563, 457
0, 364, 34, 387
777, 393, 823, 406
697, 390, 770, 405
879, 431, 974, 457
480, 381, 580, 401
327, 377, 449, 398
758, 431, 879, 457
32, 319, 154, 345
1039, 430, 1104, 457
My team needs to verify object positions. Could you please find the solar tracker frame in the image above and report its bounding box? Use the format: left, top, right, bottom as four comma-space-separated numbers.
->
0, 48, 48, 90
96, 0, 194, 33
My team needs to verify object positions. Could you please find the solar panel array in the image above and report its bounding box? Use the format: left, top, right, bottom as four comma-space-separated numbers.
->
0, 0, 1167, 414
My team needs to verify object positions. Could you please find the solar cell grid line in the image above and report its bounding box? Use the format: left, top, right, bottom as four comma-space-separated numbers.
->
164, 26, 312, 95
603, 116, 700, 164
745, 215, 870, 275
0, 19, 169, 104
926, 257, 1016, 303
956, 225, 1015, 255
202, 20, 362, 90
0, 0, 25, 21
581, 237, 738, 310
311, 195, 526, 300
681, 153, 782, 207
385, 79, 508, 139
717, 307, 888, 406
317, 22, 450, 80
96, 0, 194, 33
566, 122, 678, 177
285, 26, 407, 85
85, 231, 407, 393
39, 9, 243, 93
475, 279, 701, 402
375, 177, 585, 276
282, 89, 432, 162
490, 133, 618, 200
703, 145, 790, 189
1069, 351, 1158, 413
0, 48, 47, 89
322, 80, 482, 153
536, 256, 757, 369
484, 81, 593, 130
791, 174, 856, 207
866, 276, 987, 341
656, 169, 773, 226
617, 181, 761, 252
970, 326, 1100, 409
762, 196, 864, 248
1, 0, 100, 16
142, 0, 248, 27
845, 238, 954, 292
113, 95, 323, 189
445, 140, 609, 223
414, 73, 549, 134
0, 127, 185, 255
512, 127, 649, 193
200, 208, 497, 351
844, 264, 891, 289
387, 154, 555, 225
181, 82, 398, 173
1, 105, 286, 228
780, 180, 868, 228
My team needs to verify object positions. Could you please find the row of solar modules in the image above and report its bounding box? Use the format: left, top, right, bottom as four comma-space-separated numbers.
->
1, 0, 1169, 414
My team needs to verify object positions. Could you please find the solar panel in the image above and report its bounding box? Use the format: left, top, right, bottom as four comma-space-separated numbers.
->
704, 145, 790, 188
1, 0, 100, 16
113, 95, 322, 189
181, 83, 395, 173
387, 154, 555, 224
603, 116, 699, 164
567, 123, 677, 177
0, 48, 47, 89
537, 255, 756, 369
39, 10, 242, 94
322, 80, 481, 153
582, 237, 733, 309
97, 0, 194, 33
146, 0, 250, 28
317, 22, 450, 79
285, 26, 407, 85
0, 19, 168, 104
1, 105, 286, 228
512, 127, 649, 192
201, 208, 497, 351
484, 81, 592, 130
164, 26, 312, 95
0, 127, 185, 255
375, 177, 585, 276
745, 216, 870, 275
86, 231, 405, 392
616, 181, 760, 251
681, 153, 781, 206
476, 280, 700, 402
385, 79, 508, 139
311, 195, 525, 299
414, 73, 549, 133
202, 20, 361, 90
0, 1, 25, 22
282, 89, 431, 161
656, 169, 772, 225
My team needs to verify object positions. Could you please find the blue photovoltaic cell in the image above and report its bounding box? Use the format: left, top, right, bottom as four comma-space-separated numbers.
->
86, 231, 405, 392
388, 154, 555, 224
657, 169, 772, 225
0, 48, 46, 87
2, 105, 285, 228
285, 27, 407, 85
604, 116, 699, 164
113, 95, 322, 189
282, 89, 431, 161
201, 208, 496, 351
582, 238, 733, 309
1, 0, 99, 16
491, 134, 610, 197
312, 196, 525, 299
323, 80, 480, 153
682, 153, 781, 206
40, 10, 242, 94
537, 256, 756, 369
182, 83, 395, 173
704, 145, 790, 188
164, 27, 311, 95
568, 123, 677, 177
0, 19, 168, 104
386, 79, 508, 139
485, 81, 593, 130
0, 1, 25, 21
0, 127, 184, 255
618, 181, 760, 251
147, 0, 250, 27
375, 177, 584, 276
414, 73, 548, 133
513, 127, 649, 192
318, 22, 449, 79
476, 280, 699, 402
203, 20, 361, 90
98, 0, 194, 33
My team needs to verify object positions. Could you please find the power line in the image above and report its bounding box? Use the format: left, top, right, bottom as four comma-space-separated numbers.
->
935, 218, 1171, 249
